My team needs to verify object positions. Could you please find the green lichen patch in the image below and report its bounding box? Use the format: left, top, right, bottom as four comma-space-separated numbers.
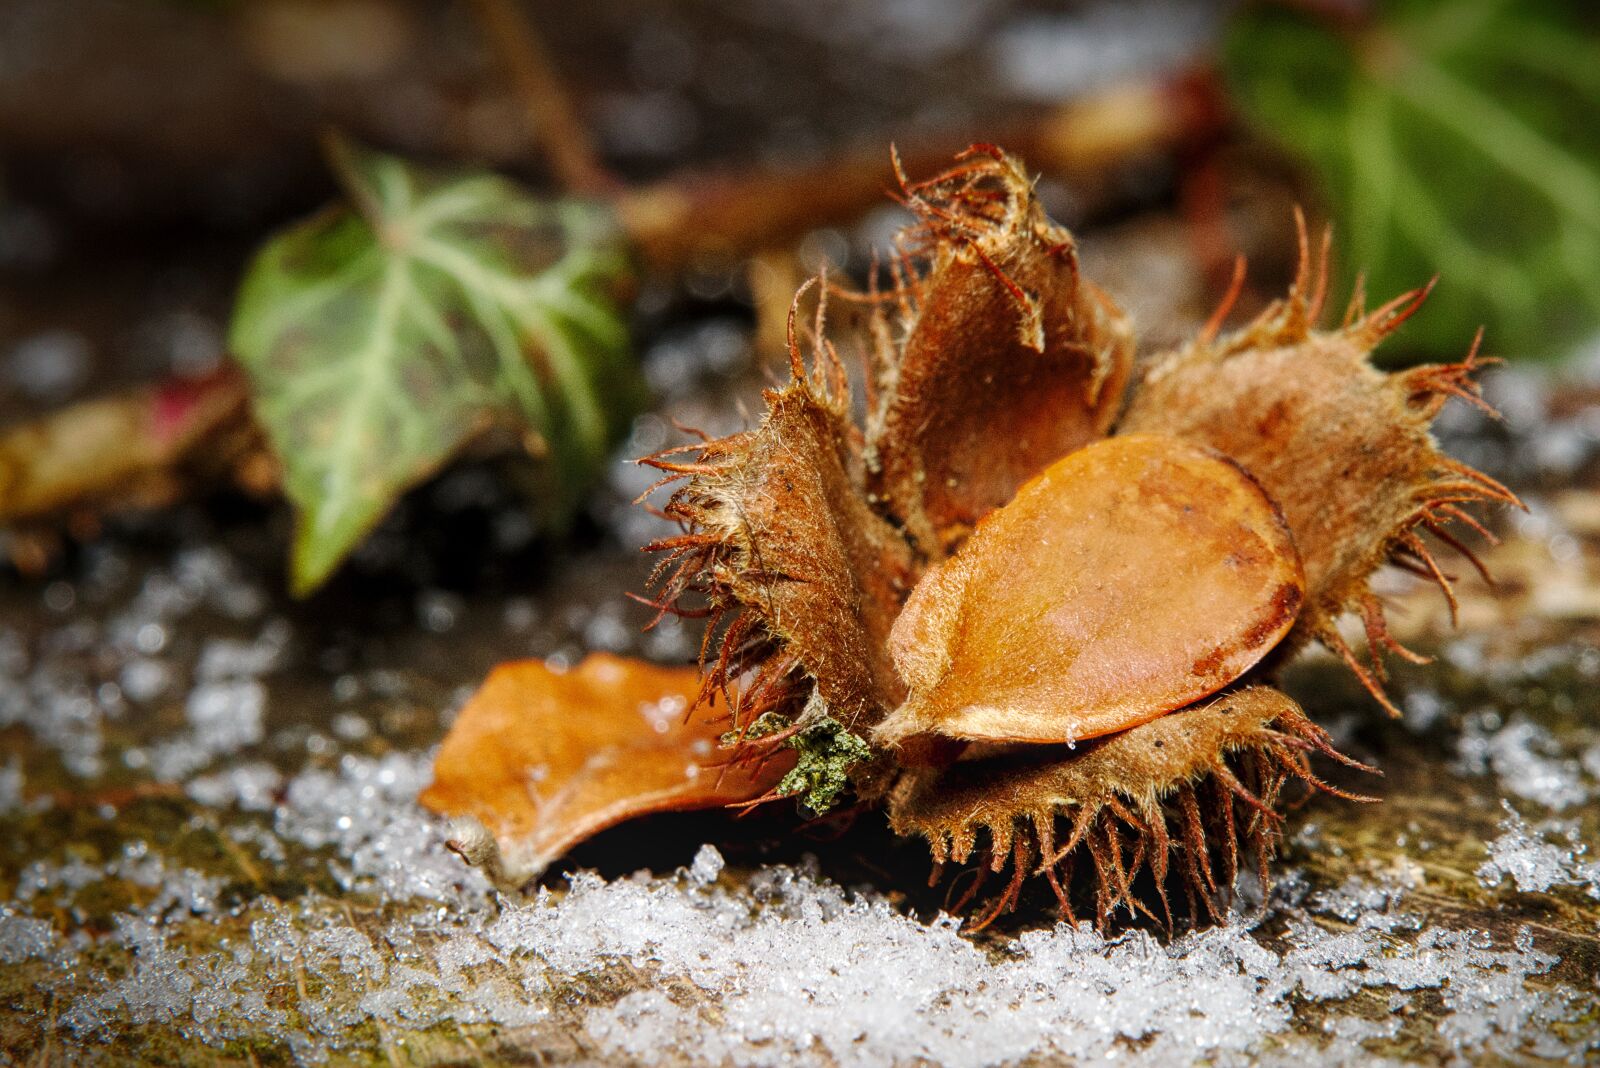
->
773, 717, 873, 816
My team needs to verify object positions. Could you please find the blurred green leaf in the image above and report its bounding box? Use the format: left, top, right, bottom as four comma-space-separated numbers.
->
1225, 0, 1600, 359
230, 140, 644, 594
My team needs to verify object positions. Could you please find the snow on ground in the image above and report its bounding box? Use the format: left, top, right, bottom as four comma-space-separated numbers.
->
3, 356, 1600, 1064
0, 738, 1593, 1066
1477, 802, 1600, 900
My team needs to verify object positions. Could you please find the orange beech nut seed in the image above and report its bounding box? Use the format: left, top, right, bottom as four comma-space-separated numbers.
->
875, 434, 1305, 749
420, 653, 793, 886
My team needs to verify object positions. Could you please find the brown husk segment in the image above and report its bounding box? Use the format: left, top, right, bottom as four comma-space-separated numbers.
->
876, 434, 1304, 748
865, 146, 1133, 554
1121, 233, 1517, 712
888, 687, 1372, 929
643, 329, 917, 736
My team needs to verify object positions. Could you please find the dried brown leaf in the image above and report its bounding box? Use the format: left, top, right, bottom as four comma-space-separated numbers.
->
0, 368, 258, 552
420, 653, 792, 886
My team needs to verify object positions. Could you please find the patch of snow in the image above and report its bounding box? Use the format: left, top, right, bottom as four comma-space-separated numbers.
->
1477, 802, 1600, 899
275, 751, 490, 904
119, 656, 174, 703
990, 1, 1216, 101
0, 549, 273, 780
186, 761, 284, 812
16, 841, 227, 927
194, 625, 289, 682
147, 678, 267, 780
6, 756, 1593, 1066
1455, 712, 1590, 811
0, 907, 60, 964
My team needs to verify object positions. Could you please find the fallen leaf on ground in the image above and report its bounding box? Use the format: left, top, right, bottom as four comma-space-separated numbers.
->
420, 653, 792, 886
230, 137, 645, 595
0, 368, 261, 570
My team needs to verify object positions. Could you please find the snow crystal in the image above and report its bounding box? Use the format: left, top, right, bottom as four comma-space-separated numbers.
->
1477, 802, 1600, 899
0, 651, 110, 777
17, 841, 226, 918
143, 623, 290, 780
1582, 741, 1600, 782
416, 589, 464, 634
118, 656, 173, 702
186, 679, 267, 751
147, 678, 267, 780
186, 761, 284, 812
0, 757, 22, 813
275, 751, 490, 903
588, 991, 725, 1063
0, 908, 59, 964
687, 843, 725, 887
194, 626, 289, 682
1455, 713, 1590, 811
65, 916, 238, 1036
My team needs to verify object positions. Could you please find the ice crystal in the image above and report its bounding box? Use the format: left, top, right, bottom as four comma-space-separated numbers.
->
2, 750, 1592, 1066
1456, 712, 1591, 811
1477, 802, 1600, 899
0, 907, 60, 964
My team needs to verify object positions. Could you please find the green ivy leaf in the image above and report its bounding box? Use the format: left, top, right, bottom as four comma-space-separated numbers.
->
1224, 1, 1600, 359
230, 139, 644, 594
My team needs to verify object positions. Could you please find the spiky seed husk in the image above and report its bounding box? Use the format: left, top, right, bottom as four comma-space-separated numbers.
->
887, 687, 1372, 929
644, 372, 915, 737
641, 151, 1498, 928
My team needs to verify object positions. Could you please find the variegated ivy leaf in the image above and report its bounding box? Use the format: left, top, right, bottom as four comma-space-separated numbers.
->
230, 140, 644, 594
1225, 0, 1600, 359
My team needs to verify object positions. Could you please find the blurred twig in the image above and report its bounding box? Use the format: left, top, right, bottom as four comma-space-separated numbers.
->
617, 69, 1229, 272
465, 0, 619, 197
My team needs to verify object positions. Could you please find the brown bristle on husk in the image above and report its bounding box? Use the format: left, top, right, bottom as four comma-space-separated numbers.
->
640, 281, 916, 786
888, 687, 1374, 930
